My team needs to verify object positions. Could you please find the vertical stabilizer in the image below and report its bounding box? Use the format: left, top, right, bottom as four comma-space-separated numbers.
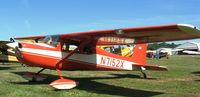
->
131, 43, 147, 65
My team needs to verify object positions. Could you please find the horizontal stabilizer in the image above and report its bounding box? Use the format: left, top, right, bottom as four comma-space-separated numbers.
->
133, 64, 168, 71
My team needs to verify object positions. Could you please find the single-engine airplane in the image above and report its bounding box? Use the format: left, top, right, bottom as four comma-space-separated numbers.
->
6, 24, 200, 89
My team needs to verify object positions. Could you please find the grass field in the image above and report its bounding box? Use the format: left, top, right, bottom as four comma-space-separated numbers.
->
0, 55, 200, 97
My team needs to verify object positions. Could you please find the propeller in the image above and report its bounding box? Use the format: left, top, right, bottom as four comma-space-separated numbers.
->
0, 40, 18, 56
5, 38, 21, 56
6, 42, 19, 49
6, 38, 19, 49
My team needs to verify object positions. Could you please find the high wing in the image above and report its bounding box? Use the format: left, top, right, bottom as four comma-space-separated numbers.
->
15, 24, 200, 44
15, 36, 45, 43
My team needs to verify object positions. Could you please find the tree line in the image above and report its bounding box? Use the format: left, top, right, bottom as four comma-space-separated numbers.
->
147, 42, 180, 50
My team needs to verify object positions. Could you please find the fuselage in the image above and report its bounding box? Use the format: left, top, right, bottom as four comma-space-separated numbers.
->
16, 42, 138, 71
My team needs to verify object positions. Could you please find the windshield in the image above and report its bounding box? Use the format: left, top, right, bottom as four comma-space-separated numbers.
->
42, 35, 59, 47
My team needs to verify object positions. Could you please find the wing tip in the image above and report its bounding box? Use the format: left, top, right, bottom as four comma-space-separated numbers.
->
177, 24, 196, 28
177, 24, 200, 36
177, 24, 200, 30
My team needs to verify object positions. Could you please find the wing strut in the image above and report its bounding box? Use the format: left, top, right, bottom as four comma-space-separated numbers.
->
50, 40, 90, 90
55, 47, 79, 79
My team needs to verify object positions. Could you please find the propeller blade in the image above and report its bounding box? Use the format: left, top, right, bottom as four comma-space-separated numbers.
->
6, 42, 19, 49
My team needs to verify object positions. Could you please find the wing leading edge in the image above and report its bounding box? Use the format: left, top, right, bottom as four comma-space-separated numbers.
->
15, 24, 200, 44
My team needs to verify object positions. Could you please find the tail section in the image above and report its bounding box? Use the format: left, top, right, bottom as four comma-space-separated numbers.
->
131, 43, 147, 65
130, 43, 168, 71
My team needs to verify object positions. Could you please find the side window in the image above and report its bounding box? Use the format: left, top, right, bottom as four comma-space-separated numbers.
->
62, 43, 68, 51
62, 43, 78, 52
98, 44, 134, 57
62, 41, 93, 54
51, 35, 59, 47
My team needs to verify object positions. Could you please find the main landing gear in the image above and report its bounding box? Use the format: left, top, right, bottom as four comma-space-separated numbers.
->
50, 41, 88, 90
140, 66, 147, 79
141, 70, 147, 79
49, 69, 78, 90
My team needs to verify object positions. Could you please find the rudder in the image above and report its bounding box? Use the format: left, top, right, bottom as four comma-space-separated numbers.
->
130, 43, 147, 65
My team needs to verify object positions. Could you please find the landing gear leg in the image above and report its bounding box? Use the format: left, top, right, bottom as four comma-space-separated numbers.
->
56, 68, 64, 79
140, 66, 147, 79
141, 70, 147, 79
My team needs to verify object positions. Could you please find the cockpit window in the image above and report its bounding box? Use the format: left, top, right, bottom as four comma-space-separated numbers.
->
42, 35, 59, 47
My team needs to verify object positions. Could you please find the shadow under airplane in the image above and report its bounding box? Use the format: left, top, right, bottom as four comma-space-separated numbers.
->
11, 72, 163, 97
191, 71, 200, 82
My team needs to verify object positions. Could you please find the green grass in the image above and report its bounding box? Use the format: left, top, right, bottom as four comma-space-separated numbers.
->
1, 55, 200, 97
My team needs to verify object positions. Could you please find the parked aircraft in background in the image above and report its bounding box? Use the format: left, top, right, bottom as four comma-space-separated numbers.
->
0, 41, 18, 62
174, 42, 200, 55
182, 50, 200, 55
5, 24, 200, 89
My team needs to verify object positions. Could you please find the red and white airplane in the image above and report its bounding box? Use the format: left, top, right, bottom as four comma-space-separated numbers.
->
6, 24, 200, 89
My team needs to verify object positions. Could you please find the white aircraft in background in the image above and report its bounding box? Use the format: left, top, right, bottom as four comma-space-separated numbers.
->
174, 42, 200, 55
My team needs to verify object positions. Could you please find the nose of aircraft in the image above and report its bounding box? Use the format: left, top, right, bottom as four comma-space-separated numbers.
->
6, 42, 19, 49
